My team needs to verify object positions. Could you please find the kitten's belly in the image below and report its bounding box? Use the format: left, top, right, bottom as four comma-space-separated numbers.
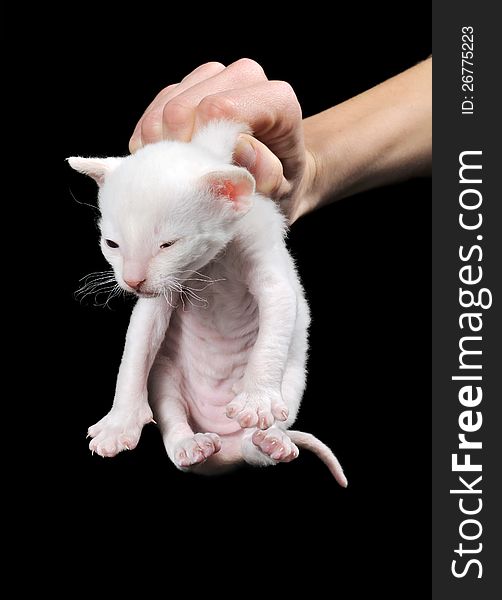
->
162, 293, 258, 434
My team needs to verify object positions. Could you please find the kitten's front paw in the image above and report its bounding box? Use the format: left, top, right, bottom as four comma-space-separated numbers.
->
173, 433, 221, 469
226, 391, 288, 429
252, 429, 299, 462
87, 405, 154, 457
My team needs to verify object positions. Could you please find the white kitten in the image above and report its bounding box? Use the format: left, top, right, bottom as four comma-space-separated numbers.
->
69, 120, 347, 486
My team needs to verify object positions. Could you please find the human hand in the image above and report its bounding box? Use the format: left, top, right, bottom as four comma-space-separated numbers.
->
129, 59, 314, 222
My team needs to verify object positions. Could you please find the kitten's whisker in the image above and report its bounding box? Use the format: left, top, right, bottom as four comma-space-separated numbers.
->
93, 285, 120, 307
75, 281, 116, 299
166, 276, 214, 309
101, 288, 116, 309
177, 277, 221, 284
183, 282, 221, 292
78, 276, 116, 286
169, 288, 178, 309
184, 295, 208, 309
79, 283, 116, 302
183, 288, 208, 305
76, 273, 116, 294
75, 267, 121, 306
184, 295, 198, 308
172, 269, 213, 279
76, 278, 116, 292
171, 270, 225, 286
77, 282, 115, 296
162, 289, 174, 309
69, 187, 100, 213
79, 270, 114, 282
172, 273, 225, 285
101, 284, 122, 309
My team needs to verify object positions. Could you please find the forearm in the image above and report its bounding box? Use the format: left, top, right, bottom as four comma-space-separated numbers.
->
114, 298, 171, 401
299, 58, 432, 217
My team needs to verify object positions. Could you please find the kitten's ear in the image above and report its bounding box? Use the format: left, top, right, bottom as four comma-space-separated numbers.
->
67, 157, 122, 187
201, 167, 255, 215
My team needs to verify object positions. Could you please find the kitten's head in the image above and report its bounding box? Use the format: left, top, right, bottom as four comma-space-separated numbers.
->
68, 121, 254, 297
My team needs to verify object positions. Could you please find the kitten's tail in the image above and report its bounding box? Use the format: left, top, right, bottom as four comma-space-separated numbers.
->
287, 430, 348, 488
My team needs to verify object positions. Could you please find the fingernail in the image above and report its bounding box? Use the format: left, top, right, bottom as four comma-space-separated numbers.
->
234, 136, 256, 170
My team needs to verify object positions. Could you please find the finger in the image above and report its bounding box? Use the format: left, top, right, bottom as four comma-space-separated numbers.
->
132, 58, 267, 151
194, 80, 304, 182
159, 58, 268, 143
234, 134, 290, 199
129, 61, 226, 152
129, 83, 178, 152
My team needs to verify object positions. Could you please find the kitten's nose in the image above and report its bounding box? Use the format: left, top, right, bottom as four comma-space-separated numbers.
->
124, 278, 146, 290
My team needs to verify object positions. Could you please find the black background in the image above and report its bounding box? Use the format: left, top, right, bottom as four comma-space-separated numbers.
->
59, 8, 430, 590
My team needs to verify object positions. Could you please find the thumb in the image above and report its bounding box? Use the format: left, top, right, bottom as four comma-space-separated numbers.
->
234, 134, 291, 199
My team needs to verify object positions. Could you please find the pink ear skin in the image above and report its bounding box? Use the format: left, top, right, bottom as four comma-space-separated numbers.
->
67, 157, 121, 187
204, 169, 255, 214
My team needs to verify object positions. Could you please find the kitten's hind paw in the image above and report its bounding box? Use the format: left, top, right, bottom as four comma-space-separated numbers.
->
173, 433, 221, 469
226, 391, 284, 430
252, 428, 299, 462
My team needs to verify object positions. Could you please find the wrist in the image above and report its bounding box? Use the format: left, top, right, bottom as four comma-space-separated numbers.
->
288, 147, 317, 223
292, 114, 349, 222
293, 58, 432, 221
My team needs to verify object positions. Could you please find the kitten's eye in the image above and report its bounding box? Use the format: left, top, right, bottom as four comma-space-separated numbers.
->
160, 241, 175, 249
105, 239, 119, 248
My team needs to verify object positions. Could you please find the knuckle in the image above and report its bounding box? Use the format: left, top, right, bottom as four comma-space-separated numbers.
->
198, 95, 236, 120
182, 61, 225, 81
269, 80, 302, 124
198, 60, 225, 73
272, 80, 300, 108
140, 111, 162, 142
148, 83, 178, 107
273, 79, 295, 96
160, 83, 178, 95
232, 57, 266, 78
162, 101, 192, 127
182, 62, 225, 82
